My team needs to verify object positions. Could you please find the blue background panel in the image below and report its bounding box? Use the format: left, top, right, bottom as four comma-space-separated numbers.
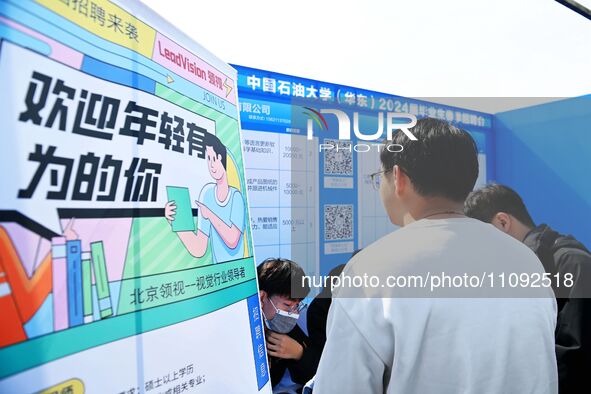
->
494, 95, 591, 247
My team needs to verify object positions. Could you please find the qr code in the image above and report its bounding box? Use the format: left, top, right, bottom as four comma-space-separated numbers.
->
324, 204, 354, 241
323, 139, 353, 175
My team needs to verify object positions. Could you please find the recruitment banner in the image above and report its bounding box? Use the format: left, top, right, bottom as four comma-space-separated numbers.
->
0, 1, 270, 393
234, 64, 493, 278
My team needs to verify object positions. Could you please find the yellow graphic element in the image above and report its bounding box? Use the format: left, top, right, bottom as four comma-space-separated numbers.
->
166, 74, 175, 84
39, 378, 84, 394
225, 154, 249, 258
223, 78, 233, 97
36, 0, 156, 58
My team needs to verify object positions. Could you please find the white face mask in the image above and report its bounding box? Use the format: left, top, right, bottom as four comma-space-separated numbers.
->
263, 298, 300, 333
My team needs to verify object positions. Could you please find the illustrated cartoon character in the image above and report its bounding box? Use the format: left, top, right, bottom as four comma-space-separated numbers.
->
165, 133, 245, 264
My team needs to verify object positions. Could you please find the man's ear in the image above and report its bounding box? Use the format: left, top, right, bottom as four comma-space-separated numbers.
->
492, 212, 512, 232
259, 290, 267, 303
393, 165, 406, 197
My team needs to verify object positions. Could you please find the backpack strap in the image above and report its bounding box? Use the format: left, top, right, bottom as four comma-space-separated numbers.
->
550, 237, 591, 263
537, 230, 562, 278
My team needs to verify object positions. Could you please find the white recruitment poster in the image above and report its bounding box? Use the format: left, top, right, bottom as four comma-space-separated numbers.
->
0, 0, 270, 392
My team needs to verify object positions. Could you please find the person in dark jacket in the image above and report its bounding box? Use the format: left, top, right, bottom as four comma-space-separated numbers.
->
305, 263, 345, 376
305, 249, 363, 381
257, 258, 314, 393
465, 184, 591, 393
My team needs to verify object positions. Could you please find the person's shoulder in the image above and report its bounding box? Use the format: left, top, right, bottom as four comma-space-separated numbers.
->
198, 183, 216, 203
308, 296, 331, 315
531, 224, 591, 265
345, 218, 482, 267
469, 221, 550, 278
347, 218, 538, 273
229, 188, 244, 213
553, 235, 591, 271
230, 186, 243, 200
341, 229, 415, 284
201, 182, 216, 195
554, 235, 591, 255
345, 232, 395, 269
345, 223, 425, 265
463, 217, 534, 252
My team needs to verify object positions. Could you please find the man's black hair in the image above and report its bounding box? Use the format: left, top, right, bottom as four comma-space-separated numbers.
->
257, 258, 310, 300
380, 117, 478, 202
464, 184, 536, 228
204, 132, 227, 169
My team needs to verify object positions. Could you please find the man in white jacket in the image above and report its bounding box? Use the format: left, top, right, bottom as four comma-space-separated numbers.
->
313, 118, 558, 394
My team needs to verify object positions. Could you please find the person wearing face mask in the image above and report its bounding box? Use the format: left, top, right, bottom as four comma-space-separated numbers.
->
257, 258, 313, 394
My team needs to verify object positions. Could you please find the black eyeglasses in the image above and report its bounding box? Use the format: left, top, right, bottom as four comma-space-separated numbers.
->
368, 169, 392, 191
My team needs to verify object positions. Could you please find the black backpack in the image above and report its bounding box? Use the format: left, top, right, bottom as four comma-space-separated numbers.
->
537, 230, 591, 303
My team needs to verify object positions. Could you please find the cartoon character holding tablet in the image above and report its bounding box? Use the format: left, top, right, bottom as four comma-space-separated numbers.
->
165, 133, 245, 264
